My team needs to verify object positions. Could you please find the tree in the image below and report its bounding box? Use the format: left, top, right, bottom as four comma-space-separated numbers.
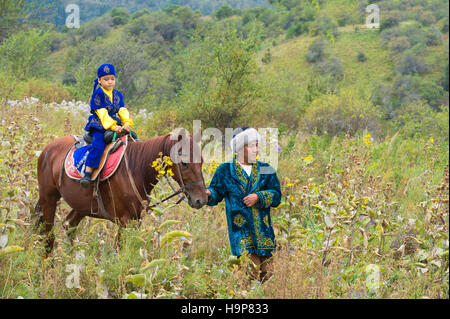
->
110, 8, 130, 26
155, 20, 183, 41
175, 23, 261, 131
357, 51, 367, 62
214, 5, 235, 21
0, 28, 51, 80
380, 10, 401, 31
0, 0, 58, 41
397, 52, 429, 75
306, 37, 328, 64
302, 88, 380, 136
309, 13, 339, 39
0, 0, 26, 41
444, 61, 449, 92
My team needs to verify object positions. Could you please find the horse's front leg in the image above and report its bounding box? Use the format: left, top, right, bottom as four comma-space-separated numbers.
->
63, 209, 86, 245
114, 214, 133, 251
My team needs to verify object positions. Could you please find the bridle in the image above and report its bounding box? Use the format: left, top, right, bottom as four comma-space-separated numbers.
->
116, 135, 206, 216
145, 158, 205, 209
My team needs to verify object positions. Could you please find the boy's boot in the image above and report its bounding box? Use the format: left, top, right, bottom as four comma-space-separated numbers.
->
80, 171, 92, 188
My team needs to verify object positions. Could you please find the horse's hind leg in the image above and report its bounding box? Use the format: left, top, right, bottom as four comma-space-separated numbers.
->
64, 210, 86, 244
38, 187, 61, 254
32, 199, 43, 231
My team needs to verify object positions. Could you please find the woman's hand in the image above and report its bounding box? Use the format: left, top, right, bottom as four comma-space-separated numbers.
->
114, 126, 122, 133
123, 125, 132, 132
243, 193, 259, 207
205, 189, 211, 197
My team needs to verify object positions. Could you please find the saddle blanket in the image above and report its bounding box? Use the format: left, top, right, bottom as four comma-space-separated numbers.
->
65, 135, 128, 181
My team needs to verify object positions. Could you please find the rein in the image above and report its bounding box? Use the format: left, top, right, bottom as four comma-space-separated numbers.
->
146, 157, 204, 210
123, 145, 204, 212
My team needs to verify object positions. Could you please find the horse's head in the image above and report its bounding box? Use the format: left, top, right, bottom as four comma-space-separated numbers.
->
167, 129, 208, 209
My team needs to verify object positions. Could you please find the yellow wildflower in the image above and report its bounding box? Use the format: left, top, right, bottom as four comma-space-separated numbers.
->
304, 155, 314, 163
363, 133, 372, 145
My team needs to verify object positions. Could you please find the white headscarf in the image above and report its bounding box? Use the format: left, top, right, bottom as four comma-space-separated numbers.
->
230, 126, 261, 153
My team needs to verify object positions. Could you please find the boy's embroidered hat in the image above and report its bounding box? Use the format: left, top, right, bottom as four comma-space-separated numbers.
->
230, 126, 261, 153
92, 64, 116, 94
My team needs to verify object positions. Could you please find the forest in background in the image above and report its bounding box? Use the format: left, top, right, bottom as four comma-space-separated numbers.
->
0, 0, 448, 140
0, 0, 448, 299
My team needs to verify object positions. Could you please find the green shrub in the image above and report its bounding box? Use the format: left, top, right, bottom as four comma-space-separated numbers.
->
309, 13, 339, 39
436, 17, 449, 33
302, 88, 381, 136
418, 10, 436, 26
110, 8, 130, 26
0, 71, 73, 102
316, 56, 344, 81
388, 36, 411, 53
396, 52, 429, 75
155, 20, 183, 41
286, 22, 308, 39
80, 15, 113, 40
394, 101, 449, 141
444, 61, 449, 92
261, 49, 272, 64
214, 5, 234, 21
131, 9, 150, 20
380, 10, 401, 31
410, 76, 446, 111
0, 28, 51, 80
306, 37, 329, 64
357, 51, 368, 62
424, 26, 442, 46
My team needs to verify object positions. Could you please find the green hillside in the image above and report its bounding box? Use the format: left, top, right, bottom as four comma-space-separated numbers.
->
0, 0, 448, 299
33, 0, 272, 26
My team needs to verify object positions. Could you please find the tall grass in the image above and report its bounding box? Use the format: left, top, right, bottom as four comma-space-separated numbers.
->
0, 98, 448, 298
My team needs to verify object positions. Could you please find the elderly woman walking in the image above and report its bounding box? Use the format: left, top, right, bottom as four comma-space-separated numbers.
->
205, 126, 282, 282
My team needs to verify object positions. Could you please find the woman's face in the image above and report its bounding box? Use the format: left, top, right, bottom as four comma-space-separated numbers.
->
99, 75, 115, 90
239, 141, 258, 164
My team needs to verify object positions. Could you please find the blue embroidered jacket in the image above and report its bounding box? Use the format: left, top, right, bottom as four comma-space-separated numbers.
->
207, 154, 281, 256
85, 87, 125, 132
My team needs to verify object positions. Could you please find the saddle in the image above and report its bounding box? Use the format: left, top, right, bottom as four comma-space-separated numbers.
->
64, 134, 128, 182
59, 134, 130, 219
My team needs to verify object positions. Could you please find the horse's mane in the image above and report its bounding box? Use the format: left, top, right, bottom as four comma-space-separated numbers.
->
125, 133, 194, 186
126, 134, 168, 180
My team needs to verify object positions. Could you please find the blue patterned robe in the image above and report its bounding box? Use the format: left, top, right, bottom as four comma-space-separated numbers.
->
73, 87, 125, 171
85, 87, 125, 133
207, 154, 281, 257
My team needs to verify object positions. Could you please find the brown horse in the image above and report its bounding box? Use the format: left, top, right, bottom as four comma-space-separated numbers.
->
34, 129, 208, 253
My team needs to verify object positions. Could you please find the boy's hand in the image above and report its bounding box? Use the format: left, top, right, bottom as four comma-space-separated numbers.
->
205, 190, 211, 197
123, 125, 132, 132
243, 193, 259, 207
114, 126, 122, 133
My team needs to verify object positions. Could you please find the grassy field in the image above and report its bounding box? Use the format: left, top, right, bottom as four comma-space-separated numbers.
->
0, 0, 448, 299
0, 97, 447, 299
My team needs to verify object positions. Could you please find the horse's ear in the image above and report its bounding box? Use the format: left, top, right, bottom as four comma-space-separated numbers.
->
193, 129, 201, 144
177, 128, 187, 142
